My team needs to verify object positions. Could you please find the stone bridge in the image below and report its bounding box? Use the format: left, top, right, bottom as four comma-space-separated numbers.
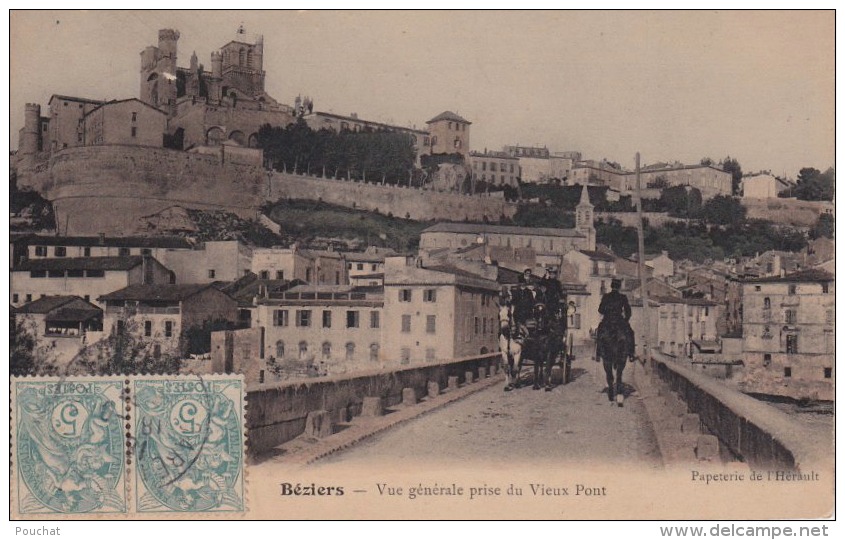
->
246, 348, 829, 473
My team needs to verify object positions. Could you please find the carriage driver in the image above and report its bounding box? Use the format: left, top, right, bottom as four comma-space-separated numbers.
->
597, 278, 636, 360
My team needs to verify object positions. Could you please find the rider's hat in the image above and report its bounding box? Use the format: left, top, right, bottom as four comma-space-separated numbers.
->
611, 278, 622, 290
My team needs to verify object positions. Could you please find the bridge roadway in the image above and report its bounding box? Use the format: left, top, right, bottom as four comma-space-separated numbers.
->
312, 362, 663, 469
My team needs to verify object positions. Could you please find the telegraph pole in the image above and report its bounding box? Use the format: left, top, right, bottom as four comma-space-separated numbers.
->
634, 152, 651, 361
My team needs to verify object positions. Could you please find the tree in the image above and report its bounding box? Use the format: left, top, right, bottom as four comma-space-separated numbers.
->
69, 319, 182, 375
659, 186, 701, 218
700, 195, 746, 226
10, 317, 59, 376
782, 167, 834, 201
719, 156, 743, 195
647, 174, 670, 189
810, 213, 834, 239
700, 157, 714, 166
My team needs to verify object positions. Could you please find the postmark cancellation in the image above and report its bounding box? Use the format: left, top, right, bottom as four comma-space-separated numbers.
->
11, 374, 245, 517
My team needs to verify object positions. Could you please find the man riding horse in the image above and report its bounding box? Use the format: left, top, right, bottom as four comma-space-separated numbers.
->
596, 278, 636, 405
597, 278, 635, 360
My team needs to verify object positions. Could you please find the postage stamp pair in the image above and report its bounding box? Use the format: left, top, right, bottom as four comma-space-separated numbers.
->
11, 374, 245, 517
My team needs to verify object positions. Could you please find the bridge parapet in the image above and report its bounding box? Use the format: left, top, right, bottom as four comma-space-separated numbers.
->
649, 352, 830, 472
246, 353, 500, 456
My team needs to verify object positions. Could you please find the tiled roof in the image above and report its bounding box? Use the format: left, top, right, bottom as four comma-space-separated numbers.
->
24, 235, 191, 249
422, 222, 584, 238
578, 250, 616, 262
426, 111, 471, 124
16, 256, 148, 272
99, 284, 218, 302
49, 94, 105, 105
47, 307, 102, 323
744, 269, 834, 284
16, 295, 78, 314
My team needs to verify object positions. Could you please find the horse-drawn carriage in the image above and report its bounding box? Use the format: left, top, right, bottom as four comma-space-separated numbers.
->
498, 282, 575, 392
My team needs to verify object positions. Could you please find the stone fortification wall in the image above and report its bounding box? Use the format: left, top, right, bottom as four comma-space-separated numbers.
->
269, 171, 517, 222
16, 146, 517, 235
17, 145, 266, 235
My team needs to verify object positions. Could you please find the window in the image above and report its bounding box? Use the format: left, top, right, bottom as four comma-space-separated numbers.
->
164, 320, 173, 338
25, 294, 32, 303
785, 309, 797, 325
786, 334, 798, 354
399, 289, 412, 302
30, 270, 46, 278
824, 367, 832, 379
322, 310, 332, 328
83, 247, 91, 257
369, 343, 380, 362
273, 309, 289, 327
131, 112, 137, 122
754, 285, 761, 292
784, 367, 792, 378
400, 347, 411, 364
275, 340, 285, 358
54, 246, 66, 257
763, 297, 771, 310
370, 311, 380, 329
426, 348, 436, 362
12, 294, 19, 304
48, 270, 64, 278
144, 320, 152, 337
208, 269, 216, 279
763, 354, 771, 367
357, 263, 364, 271
825, 310, 833, 325
140, 248, 151, 256
474, 317, 480, 335
259, 370, 265, 384
788, 284, 797, 295
131, 127, 137, 138
371, 264, 378, 272
401, 315, 411, 333
296, 310, 312, 327
482, 317, 487, 334
34, 246, 47, 257
259, 270, 269, 279
86, 269, 105, 278
298, 341, 308, 359
423, 289, 437, 302
276, 270, 284, 280
426, 315, 436, 334
346, 310, 360, 328
345, 342, 355, 361
322, 342, 332, 360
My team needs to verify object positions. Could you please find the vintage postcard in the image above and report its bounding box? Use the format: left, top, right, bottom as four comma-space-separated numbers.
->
8, 10, 835, 522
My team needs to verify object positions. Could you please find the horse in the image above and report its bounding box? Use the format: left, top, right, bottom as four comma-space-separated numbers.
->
517, 302, 566, 391
498, 301, 524, 391
596, 318, 634, 406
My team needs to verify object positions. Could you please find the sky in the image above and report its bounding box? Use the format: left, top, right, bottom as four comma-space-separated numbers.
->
8, 10, 835, 179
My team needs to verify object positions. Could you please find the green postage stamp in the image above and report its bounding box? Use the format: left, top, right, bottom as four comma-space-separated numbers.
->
11, 374, 245, 517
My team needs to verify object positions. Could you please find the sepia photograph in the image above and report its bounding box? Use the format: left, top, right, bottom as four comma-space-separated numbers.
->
7, 9, 836, 522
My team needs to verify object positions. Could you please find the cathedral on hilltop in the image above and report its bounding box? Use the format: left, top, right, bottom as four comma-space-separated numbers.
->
139, 27, 294, 149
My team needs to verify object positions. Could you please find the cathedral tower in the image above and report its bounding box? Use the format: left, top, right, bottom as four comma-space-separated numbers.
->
139, 29, 180, 115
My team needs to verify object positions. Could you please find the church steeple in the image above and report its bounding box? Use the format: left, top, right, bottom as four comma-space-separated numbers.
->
576, 185, 595, 250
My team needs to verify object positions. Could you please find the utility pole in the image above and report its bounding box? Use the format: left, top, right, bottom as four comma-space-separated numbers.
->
635, 152, 651, 362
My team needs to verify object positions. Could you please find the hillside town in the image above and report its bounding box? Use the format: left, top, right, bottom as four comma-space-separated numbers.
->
10, 24, 834, 413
